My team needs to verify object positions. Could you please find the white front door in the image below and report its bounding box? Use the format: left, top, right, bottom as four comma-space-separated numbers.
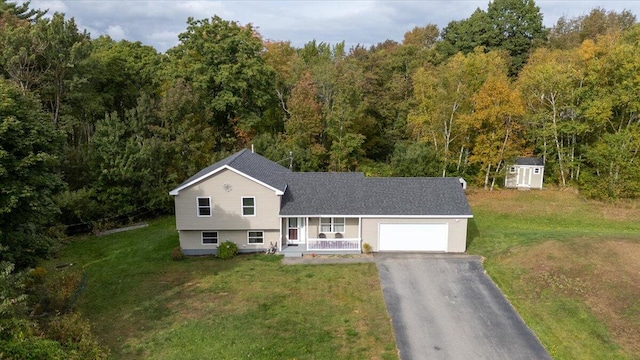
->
517, 167, 531, 187
287, 218, 305, 244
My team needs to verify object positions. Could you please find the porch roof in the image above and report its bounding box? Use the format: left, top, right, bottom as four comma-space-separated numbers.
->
279, 174, 472, 217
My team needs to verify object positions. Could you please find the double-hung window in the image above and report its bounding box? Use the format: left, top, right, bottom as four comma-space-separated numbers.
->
320, 217, 345, 233
242, 197, 255, 216
534, 168, 540, 174
202, 231, 218, 244
248, 231, 264, 244
509, 166, 516, 174
197, 197, 211, 216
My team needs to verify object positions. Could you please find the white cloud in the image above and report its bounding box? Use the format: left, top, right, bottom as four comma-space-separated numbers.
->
17, 1, 640, 53
106, 24, 126, 40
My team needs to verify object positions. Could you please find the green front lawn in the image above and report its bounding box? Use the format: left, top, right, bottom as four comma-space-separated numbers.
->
53, 218, 397, 359
51, 189, 640, 359
467, 189, 640, 359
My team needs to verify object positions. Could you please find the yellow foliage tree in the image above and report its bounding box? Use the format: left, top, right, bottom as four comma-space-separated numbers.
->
462, 74, 524, 190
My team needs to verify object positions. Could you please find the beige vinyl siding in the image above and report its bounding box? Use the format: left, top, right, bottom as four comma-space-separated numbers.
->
174, 169, 281, 231
505, 168, 518, 188
179, 230, 279, 253
361, 218, 468, 253
530, 168, 544, 188
306, 217, 359, 238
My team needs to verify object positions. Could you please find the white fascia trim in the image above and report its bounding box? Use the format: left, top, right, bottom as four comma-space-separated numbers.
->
169, 165, 284, 196
279, 214, 473, 219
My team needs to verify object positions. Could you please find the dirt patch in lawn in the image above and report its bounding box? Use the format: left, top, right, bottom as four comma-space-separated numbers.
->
505, 238, 640, 357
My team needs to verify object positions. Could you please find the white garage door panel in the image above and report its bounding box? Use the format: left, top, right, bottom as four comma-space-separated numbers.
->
379, 223, 448, 251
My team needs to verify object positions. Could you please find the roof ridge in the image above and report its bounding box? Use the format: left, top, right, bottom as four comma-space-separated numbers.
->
226, 148, 249, 167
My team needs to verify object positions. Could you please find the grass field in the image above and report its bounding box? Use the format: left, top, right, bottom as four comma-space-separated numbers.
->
50, 189, 640, 359
466, 188, 640, 360
51, 218, 397, 359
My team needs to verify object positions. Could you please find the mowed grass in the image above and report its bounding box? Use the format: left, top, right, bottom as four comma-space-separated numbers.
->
49, 218, 397, 359
467, 188, 640, 360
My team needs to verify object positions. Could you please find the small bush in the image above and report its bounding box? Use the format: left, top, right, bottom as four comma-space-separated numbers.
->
217, 241, 238, 260
362, 243, 372, 254
171, 247, 186, 261
28, 267, 48, 286
44, 312, 110, 359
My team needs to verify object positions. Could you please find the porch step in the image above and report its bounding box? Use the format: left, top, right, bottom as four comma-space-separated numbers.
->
283, 251, 303, 258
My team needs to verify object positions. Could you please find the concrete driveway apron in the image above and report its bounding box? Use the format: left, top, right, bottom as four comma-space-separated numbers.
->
376, 254, 551, 360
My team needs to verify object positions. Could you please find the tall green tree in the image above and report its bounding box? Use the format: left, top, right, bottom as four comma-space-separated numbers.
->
0, 0, 45, 22
35, 13, 90, 126
167, 16, 275, 150
579, 27, 640, 198
0, 79, 63, 269
442, 0, 547, 74
517, 47, 586, 186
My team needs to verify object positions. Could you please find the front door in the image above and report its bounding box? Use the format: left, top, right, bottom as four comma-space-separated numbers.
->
287, 218, 305, 244
517, 167, 531, 187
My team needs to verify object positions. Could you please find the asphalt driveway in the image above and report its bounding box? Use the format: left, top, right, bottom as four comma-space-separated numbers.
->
376, 253, 551, 360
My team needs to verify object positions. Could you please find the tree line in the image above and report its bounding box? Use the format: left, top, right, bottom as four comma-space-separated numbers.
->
2, 0, 639, 266
1, 0, 638, 265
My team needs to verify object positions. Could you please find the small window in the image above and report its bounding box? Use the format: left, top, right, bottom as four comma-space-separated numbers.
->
197, 197, 211, 217
534, 168, 540, 174
320, 218, 345, 233
242, 197, 255, 216
320, 218, 332, 233
509, 166, 516, 174
202, 231, 218, 244
248, 231, 264, 244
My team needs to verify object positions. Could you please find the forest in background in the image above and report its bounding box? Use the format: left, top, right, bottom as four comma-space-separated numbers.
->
1, 0, 640, 356
2, 0, 640, 267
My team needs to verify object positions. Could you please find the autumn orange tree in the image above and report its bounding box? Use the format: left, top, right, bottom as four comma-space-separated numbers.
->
463, 73, 525, 189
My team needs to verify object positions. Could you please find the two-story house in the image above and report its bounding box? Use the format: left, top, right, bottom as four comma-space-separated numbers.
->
169, 149, 473, 256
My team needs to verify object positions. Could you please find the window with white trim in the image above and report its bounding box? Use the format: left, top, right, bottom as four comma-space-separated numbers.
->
248, 231, 264, 244
197, 197, 211, 216
320, 217, 345, 233
534, 168, 540, 174
509, 166, 516, 174
242, 197, 255, 216
202, 231, 218, 244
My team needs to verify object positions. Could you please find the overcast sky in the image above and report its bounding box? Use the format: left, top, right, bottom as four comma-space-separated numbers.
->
24, 1, 640, 53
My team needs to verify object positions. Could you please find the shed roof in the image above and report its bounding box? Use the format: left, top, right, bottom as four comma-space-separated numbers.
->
515, 157, 544, 166
169, 149, 290, 195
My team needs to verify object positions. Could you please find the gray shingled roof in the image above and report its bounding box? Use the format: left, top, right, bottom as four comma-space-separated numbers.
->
170, 149, 290, 194
515, 157, 544, 166
172, 151, 472, 216
280, 174, 472, 216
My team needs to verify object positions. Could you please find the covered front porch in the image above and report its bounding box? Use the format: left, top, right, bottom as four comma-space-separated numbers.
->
280, 216, 361, 256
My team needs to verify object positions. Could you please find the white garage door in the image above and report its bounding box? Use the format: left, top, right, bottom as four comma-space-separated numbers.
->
379, 223, 448, 252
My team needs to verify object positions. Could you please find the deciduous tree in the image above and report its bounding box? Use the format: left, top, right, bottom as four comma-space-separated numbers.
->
0, 79, 63, 269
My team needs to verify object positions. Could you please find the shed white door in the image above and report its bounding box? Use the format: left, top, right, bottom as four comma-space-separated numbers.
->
379, 223, 448, 252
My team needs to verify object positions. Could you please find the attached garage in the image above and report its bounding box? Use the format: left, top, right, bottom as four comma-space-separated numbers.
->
379, 223, 448, 252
